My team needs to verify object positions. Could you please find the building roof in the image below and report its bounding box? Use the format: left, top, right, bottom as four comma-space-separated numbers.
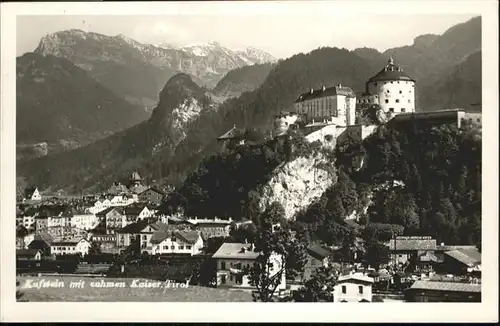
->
16, 249, 41, 257
436, 245, 477, 251
188, 218, 232, 226
388, 238, 437, 251
344, 220, 362, 230
33, 232, 54, 244
408, 280, 481, 293
388, 109, 464, 124
217, 126, 247, 141
130, 171, 142, 181
139, 187, 166, 196
123, 204, 148, 216
337, 273, 375, 284
95, 207, 124, 217
212, 242, 259, 260
307, 244, 331, 261
150, 230, 200, 244
295, 84, 355, 103
367, 57, 415, 83
444, 249, 481, 267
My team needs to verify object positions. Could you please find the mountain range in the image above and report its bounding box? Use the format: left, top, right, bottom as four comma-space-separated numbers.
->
35, 30, 277, 107
17, 16, 482, 193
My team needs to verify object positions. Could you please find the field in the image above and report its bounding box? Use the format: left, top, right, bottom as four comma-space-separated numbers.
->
18, 275, 253, 302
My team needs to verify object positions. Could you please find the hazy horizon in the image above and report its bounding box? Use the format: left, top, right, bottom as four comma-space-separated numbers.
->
17, 14, 478, 59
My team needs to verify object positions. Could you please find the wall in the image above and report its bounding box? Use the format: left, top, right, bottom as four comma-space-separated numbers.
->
216, 253, 286, 291
333, 281, 373, 302
273, 114, 299, 136
152, 236, 203, 256
367, 80, 415, 114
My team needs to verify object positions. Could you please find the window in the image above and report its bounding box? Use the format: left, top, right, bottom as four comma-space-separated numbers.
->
236, 275, 243, 285
230, 275, 234, 282
401, 108, 406, 113
221, 262, 226, 270
389, 108, 395, 113
342, 286, 347, 294
359, 286, 364, 294
179, 245, 184, 250
221, 275, 226, 284
385, 99, 389, 104
170, 245, 175, 250
186, 245, 192, 250
142, 235, 147, 240
408, 99, 411, 103
396, 99, 400, 103
399, 90, 402, 94
163, 246, 168, 250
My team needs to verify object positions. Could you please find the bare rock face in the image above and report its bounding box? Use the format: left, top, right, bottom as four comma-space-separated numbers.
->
258, 153, 337, 220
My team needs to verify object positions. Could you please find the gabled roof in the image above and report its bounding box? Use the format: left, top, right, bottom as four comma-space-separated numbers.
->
217, 126, 247, 141
123, 204, 148, 216
129, 184, 148, 194
16, 249, 41, 257
388, 238, 437, 251
307, 244, 331, 260
295, 84, 355, 103
95, 207, 124, 217
337, 273, 374, 284
408, 281, 481, 293
445, 249, 481, 267
139, 187, 166, 196
212, 242, 259, 260
150, 230, 200, 245
33, 232, 54, 244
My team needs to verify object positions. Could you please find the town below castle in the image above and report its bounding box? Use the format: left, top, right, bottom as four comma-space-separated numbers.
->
16, 57, 482, 303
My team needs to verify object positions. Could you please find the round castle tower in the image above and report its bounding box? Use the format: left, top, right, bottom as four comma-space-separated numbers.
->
366, 57, 416, 116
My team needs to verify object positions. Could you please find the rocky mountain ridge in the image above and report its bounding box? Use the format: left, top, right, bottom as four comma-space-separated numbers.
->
34, 29, 277, 107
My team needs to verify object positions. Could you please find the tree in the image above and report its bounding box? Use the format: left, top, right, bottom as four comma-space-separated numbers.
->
89, 241, 102, 256
365, 243, 390, 270
245, 208, 307, 302
292, 265, 337, 302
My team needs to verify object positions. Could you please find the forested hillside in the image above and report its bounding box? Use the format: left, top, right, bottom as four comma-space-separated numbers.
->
295, 121, 481, 247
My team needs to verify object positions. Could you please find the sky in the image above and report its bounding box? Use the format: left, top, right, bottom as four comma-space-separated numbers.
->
17, 13, 477, 59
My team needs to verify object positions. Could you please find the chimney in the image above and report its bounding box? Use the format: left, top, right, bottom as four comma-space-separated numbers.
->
322, 85, 326, 91
338, 83, 342, 88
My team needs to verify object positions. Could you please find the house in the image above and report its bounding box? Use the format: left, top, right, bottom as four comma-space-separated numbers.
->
115, 219, 149, 249
138, 187, 166, 205
333, 273, 375, 302
294, 84, 357, 127
150, 229, 204, 256
123, 204, 154, 223
387, 236, 437, 269
24, 187, 42, 201
217, 126, 248, 149
50, 238, 91, 256
187, 217, 232, 239
71, 213, 99, 230
27, 232, 54, 256
131, 221, 170, 253
16, 249, 42, 260
302, 244, 332, 280
404, 280, 481, 302
96, 207, 126, 234
212, 242, 287, 292
441, 248, 481, 275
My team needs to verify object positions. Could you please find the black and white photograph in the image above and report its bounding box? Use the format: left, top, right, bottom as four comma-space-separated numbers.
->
1, 0, 498, 323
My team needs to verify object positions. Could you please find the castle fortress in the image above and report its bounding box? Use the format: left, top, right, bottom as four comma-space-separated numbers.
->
217, 56, 480, 148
